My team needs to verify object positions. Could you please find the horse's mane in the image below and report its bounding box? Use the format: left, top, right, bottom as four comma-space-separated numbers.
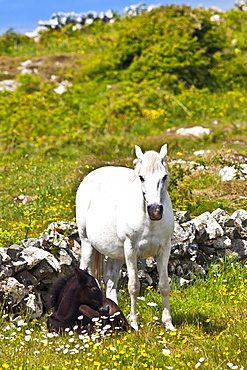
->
134, 150, 168, 176
48, 271, 75, 310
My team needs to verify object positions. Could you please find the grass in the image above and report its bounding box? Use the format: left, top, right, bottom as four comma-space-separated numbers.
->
0, 260, 246, 369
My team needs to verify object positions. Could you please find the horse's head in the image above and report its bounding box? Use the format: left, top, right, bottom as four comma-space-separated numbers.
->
134, 144, 169, 221
74, 267, 105, 312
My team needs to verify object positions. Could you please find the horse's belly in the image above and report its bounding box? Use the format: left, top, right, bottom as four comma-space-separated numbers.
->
90, 234, 125, 260
86, 211, 125, 260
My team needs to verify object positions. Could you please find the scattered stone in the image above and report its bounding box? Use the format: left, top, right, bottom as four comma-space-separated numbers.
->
54, 80, 71, 94
230, 209, 247, 226
20, 60, 33, 68
13, 194, 35, 204
0, 80, 20, 92
176, 126, 210, 137
194, 150, 211, 156
219, 165, 247, 181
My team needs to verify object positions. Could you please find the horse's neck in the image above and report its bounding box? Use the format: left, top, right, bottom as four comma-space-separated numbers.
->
126, 177, 145, 207
55, 284, 80, 323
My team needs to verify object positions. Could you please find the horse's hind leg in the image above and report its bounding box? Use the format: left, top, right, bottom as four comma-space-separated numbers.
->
76, 186, 96, 274
104, 257, 123, 305
79, 237, 96, 276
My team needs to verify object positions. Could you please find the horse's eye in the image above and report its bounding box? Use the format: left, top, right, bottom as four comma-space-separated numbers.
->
139, 175, 145, 183
91, 287, 98, 293
162, 175, 167, 182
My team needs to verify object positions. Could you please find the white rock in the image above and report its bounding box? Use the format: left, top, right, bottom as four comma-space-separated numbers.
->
20, 60, 32, 67
0, 80, 20, 91
230, 209, 247, 222
54, 85, 66, 94
176, 126, 210, 137
20, 246, 61, 272
219, 165, 247, 181
54, 80, 71, 94
85, 18, 94, 25
72, 24, 83, 31
194, 150, 211, 156
20, 68, 34, 74
0, 277, 27, 306
184, 211, 224, 240
219, 166, 236, 181
26, 26, 46, 41
0, 248, 11, 262
105, 9, 114, 18
211, 208, 230, 225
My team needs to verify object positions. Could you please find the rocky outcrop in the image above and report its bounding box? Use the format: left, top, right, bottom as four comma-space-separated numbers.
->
0, 209, 246, 317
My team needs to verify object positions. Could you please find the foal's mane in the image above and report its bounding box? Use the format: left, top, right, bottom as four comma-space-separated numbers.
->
48, 271, 76, 310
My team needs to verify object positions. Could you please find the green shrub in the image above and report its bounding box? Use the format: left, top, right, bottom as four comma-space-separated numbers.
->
0, 28, 35, 55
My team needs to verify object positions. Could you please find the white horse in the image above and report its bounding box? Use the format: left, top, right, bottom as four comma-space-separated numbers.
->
76, 144, 175, 330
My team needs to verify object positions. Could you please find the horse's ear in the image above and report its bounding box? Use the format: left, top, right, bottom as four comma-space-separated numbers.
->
75, 267, 88, 286
135, 145, 143, 160
160, 144, 168, 161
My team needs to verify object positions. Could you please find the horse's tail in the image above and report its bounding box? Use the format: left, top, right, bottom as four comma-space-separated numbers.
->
94, 250, 103, 285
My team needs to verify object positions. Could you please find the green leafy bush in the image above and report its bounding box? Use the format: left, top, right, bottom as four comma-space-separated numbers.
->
0, 28, 35, 55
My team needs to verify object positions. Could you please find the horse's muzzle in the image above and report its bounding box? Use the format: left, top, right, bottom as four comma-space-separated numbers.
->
147, 204, 163, 221
100, 301, 110, 315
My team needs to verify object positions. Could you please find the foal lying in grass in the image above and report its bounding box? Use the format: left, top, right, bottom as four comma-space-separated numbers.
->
47, 267, 131, 334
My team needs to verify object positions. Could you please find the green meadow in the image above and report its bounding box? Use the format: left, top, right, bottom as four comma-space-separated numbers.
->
0, 4, 247, 369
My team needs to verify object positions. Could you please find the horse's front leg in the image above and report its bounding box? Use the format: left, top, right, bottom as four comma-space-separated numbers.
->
156, 243, 176, 331
124, 239, 140, 330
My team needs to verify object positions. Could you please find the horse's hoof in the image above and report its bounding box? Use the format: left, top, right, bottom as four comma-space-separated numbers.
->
129, 315, 138, 331
164, 322, 176, 331
131, 324, 138, 330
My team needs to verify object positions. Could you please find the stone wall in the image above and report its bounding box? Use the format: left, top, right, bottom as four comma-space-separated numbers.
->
27, 3, 161, 39
0, 208, 246, 318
